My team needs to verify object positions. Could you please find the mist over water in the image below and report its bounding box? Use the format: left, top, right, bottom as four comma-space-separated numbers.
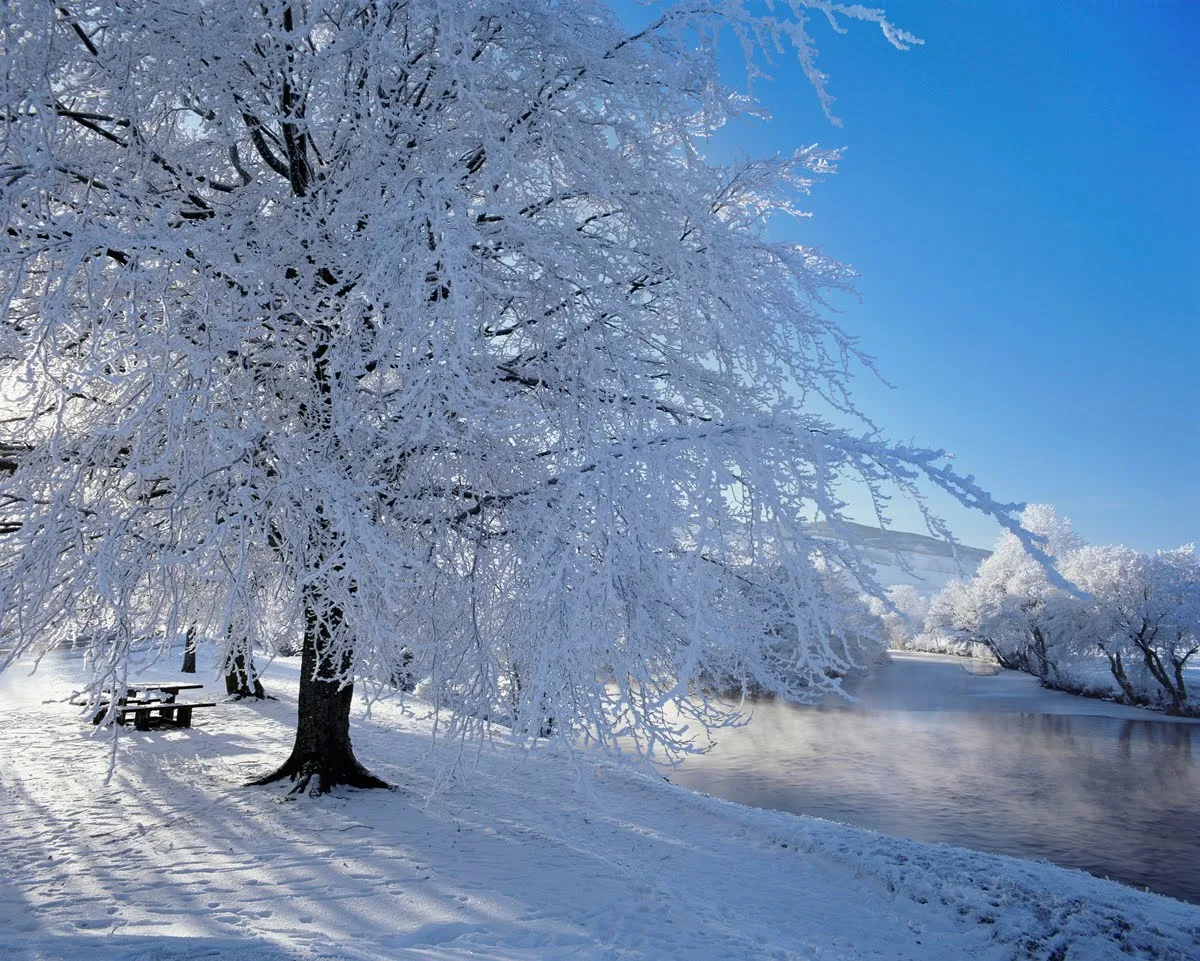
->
670, 655, 1200, 904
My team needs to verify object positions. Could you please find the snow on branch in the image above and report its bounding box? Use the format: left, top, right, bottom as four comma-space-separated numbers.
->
0, 0, 1009, 767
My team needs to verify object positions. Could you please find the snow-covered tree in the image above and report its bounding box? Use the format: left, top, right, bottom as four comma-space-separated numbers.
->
920, 505, 1079, 676
0, 1, 1025, 792
918, 503, 1198, 714
867, 583, 930, 650
918, 578, 991, 658
1057, 545, 1200, 713
975, 504, 1079, 677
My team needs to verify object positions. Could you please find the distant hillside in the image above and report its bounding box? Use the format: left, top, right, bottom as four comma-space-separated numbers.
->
810, 521, 991, 595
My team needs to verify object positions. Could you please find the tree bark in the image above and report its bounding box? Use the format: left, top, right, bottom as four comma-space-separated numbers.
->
225, 650, 267, 699
1104, 649, 1146, 706
1028, 625, 1055, 683
1173, 656, 1190, 706
1136, 644, 1188, 714
982, 636, 1026, 673
250, 596, 387, 795
181, 625, 197, 674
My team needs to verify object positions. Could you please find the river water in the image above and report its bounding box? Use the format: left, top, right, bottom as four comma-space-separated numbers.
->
669, 653, 1200, 904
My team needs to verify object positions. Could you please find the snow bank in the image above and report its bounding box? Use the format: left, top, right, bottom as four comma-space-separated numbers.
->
1, 655, 1196, 961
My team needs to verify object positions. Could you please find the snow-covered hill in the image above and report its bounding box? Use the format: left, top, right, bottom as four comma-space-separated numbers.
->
813, 521, 991, 595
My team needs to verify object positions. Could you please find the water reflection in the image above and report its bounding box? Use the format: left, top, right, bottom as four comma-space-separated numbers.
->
670, 661, 1200, 904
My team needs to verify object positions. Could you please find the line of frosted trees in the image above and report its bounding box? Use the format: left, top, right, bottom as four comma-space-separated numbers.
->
875, 506, 1200, 716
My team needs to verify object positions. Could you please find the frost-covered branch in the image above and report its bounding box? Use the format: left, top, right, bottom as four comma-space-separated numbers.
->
1, 1, 1031, 788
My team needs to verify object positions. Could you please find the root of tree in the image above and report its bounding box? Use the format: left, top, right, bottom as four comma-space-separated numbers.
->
250, 752, 390, 796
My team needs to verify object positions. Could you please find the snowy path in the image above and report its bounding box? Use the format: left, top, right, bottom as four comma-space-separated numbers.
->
1, 658, 1197, 960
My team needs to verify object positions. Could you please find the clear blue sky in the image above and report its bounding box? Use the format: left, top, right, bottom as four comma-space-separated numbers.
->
623, 1, 1198, 551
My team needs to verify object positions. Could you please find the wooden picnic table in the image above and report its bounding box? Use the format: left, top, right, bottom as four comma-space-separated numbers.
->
123, 681, 205, 700
88, 681, 215, 730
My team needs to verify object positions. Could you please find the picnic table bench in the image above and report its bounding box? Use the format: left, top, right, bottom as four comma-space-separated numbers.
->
84, 681, 217, 730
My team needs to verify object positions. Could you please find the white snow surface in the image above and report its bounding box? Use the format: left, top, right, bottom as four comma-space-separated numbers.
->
1, 654, 1198, 961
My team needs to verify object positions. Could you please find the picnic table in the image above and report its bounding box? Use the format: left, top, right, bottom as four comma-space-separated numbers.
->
88, 680, 217, 730
124, 681, 206, 699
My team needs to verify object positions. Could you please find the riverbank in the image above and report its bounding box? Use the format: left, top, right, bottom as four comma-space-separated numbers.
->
890, 646, 1200, 719
867, 652, 1200, 722
1, 655, 1198, 960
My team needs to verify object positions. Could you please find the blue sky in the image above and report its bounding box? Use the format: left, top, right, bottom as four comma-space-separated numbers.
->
644, 0, 1198, 551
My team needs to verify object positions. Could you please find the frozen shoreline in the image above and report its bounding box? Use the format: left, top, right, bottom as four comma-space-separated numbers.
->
870, 651, 1200, 723
1, 654, 1198, 960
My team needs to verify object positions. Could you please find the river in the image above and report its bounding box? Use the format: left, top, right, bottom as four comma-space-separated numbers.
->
668, 652, 1200, 904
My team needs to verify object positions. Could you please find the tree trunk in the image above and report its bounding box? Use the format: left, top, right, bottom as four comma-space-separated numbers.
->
1104, 649, 1146, 706
1135, 644, 1188, 715
982, 637, 1026, 673
1028, 625, 1055, 683
181, 626, 197, 674
225, 650, 267, 699
250, 597, 387, 795
1173, 657, 1190, 706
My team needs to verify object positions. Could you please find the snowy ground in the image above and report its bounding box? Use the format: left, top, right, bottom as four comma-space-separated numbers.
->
2, 654, 1198, 961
